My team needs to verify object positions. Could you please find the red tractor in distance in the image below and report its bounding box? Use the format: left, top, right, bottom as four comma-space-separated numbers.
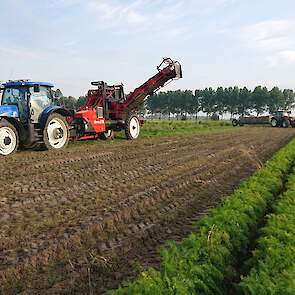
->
71, 58, 182, 140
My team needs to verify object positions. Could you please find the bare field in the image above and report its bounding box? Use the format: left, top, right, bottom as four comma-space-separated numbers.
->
1, 127, 295, 294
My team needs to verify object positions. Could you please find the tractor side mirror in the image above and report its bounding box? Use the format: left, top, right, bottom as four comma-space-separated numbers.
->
55, 89, 63, 99
34, 85, 40, 92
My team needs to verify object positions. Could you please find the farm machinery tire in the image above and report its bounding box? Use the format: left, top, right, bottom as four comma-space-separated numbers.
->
0, 120, 19, 156
43, 113, 70, 150
232, 119, 239, 127
271, 118, 278, 127
125, 114, 140, 140
100, 130, 115, 140
282, 119, 290, 128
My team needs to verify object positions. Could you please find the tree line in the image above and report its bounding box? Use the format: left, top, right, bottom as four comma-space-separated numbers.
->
59, 86, 295, 118
146, 87, 295, 118
58, 96, 87, 109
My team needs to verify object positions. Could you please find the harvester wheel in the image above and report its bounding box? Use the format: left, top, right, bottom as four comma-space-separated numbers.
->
271, 118, 278, 127
100, 130, 114, 140
282, 119, 290, 128
43, 113, 70, 150
125, 114, 140, 140
0, 120, 19, 156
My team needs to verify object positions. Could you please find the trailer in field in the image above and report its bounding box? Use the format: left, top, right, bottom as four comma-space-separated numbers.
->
232, 110, 295, 128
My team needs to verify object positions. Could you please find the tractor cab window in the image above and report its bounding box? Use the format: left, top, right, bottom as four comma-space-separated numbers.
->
2, 87, 26, 105
2, 87, 28, 121
115, 85, 125, 102
29, 86, 53, 122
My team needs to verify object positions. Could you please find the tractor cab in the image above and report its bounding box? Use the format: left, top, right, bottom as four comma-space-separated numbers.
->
273, 110, 291, 118
0, 80, 60, 123
0, 80, 71, 156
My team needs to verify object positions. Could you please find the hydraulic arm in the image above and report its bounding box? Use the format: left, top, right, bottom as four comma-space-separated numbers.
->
115, 58, 182, 118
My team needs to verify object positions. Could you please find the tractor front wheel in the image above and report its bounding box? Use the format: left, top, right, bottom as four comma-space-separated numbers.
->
0, 121, 19, 156
43, 113, 70, 150
271, 118, 278, 127
125, 114, 140, 140
232, 119, 239, 127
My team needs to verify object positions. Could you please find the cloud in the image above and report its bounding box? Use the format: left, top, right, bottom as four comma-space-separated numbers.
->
241, 19, 295, 67
87, 0, 183, 28
88, 0, 148, 25
85, 0, 238, 39
267, 50, 295, 67
0, 46, 45, 59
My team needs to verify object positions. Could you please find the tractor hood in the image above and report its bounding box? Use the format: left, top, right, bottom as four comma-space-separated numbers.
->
0, 105, 19, 118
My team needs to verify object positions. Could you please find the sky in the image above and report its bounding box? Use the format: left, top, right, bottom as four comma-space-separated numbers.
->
1, 0, 295, 97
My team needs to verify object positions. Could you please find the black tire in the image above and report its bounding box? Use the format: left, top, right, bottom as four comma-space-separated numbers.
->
282, 119, 290, 128
270, 118, 278, 127
43, 113, 70, 150
232, 119, 239, 127
99, 130, 114, 140
125, 114, 140, 140
0, 120, 19, 156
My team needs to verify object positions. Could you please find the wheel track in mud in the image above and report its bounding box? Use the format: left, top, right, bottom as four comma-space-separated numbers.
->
0, 130, 264, 254
0, 137, 223, 185
0, 140, 238, 266
0, 127, 295, 294
47, 144, 265, 294
0, 131, 254, 180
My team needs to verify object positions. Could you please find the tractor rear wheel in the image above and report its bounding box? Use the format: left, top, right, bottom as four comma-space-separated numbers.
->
125, 114, 140, 140
282, 119, 290, 128
271, 118, 278, 127
100, 130, 114, 140
0, 121, 19, 156
43, 113, 70, 150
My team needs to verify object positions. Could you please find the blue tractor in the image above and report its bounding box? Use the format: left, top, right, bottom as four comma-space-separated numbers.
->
0, 80, 71, 156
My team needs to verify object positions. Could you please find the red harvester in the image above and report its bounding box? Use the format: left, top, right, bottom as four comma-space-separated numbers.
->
71, 57, 182, 140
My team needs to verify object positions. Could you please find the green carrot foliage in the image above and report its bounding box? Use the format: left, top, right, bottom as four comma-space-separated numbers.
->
110, 139, 295, 295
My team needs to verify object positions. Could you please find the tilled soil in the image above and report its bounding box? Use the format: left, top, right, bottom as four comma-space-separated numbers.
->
0, 127, 294, 294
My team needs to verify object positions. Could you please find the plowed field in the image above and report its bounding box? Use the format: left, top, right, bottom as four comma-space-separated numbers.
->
1, 127, 294, 294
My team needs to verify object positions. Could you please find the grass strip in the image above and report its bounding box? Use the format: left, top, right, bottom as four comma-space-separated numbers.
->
139, 120, 232, 138
238, 171, 295, 295
110, 138, 295, 294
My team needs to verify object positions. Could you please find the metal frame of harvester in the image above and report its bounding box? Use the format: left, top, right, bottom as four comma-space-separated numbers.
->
0, 58, 182, 156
